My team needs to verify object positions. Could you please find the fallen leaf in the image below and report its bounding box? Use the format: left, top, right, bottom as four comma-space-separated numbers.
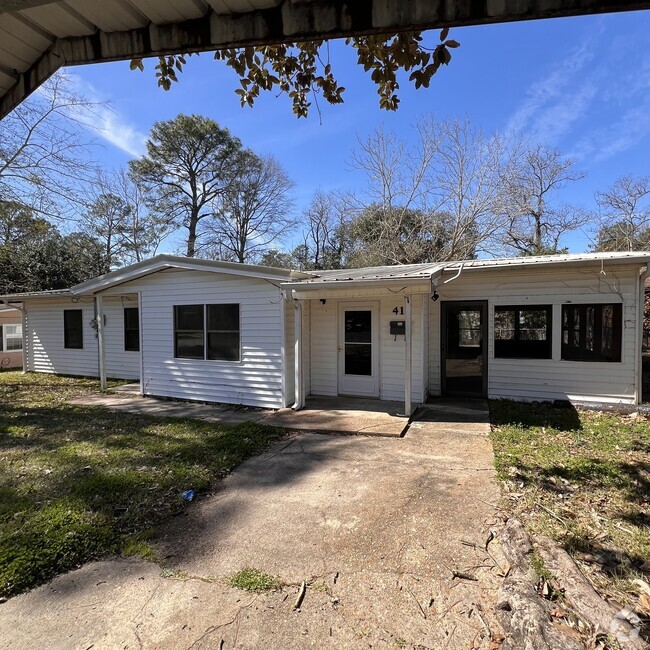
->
633, 578, 650, 597
552, 622, 583, 640
639, 593, 650, 614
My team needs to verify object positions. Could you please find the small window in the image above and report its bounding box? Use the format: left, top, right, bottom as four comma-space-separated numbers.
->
64, 309, 83, 349
207, 304, 240, 361
3, 324, 22, 351
124, 307, 140, 352
174, 305, 205, 359
494, 306, 552, 359
561, 304, 622, 362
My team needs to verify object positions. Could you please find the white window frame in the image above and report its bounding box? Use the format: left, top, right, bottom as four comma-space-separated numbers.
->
2, 324, 22, 352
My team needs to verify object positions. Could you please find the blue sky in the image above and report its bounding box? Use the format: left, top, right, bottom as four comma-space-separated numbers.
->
68, 9, 650, 254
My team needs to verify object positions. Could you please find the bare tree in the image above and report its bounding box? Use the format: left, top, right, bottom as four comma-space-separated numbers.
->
0, 73, 98, 220
111, 170, 175, 264
202, 154, 295, 263
80, 170, 176, 270
298, 190, 348, 269
427, 117, 509, 259
345, 117, 509, 263
499, 145, 587, 256
594, 176, 650, 251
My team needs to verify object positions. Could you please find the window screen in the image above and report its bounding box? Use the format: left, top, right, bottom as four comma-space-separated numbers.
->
4, 324, 22, 351
174, 305, 204, 359
124, 307, 140, 352
207, 304, 240, 361
561, 304, 622, 362
63, 309, 83, 349
494, 306, 552, 359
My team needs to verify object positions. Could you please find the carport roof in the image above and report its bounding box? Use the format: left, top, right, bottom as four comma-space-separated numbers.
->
2, 1, 650, 119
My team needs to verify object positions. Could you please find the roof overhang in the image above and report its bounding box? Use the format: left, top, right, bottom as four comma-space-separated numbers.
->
71, 254, 310, 295
283, 276, 436, 292
2, 0, 650, 119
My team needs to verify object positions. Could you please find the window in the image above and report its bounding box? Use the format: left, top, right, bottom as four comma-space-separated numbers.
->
494, 305, 552, 359
457, 310, 482, 348
124, 307, 140, 352
174, 304, 240, 361
63, 309, 83, 349
3, 324, 22, 351
207, 304, 240, 361
174, 305, 204, 359
561, 304, 622, 362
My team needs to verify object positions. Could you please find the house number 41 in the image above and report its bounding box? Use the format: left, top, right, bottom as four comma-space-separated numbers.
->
392, 307, 404, 315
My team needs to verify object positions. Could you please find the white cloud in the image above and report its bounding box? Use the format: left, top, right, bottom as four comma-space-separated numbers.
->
505, 38, 597, 142
59, 71, 147, 158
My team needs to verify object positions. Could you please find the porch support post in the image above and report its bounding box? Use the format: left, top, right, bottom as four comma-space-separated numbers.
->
404, 295, 413, 417
292, 299, 305, 410
96, 296, 107, 390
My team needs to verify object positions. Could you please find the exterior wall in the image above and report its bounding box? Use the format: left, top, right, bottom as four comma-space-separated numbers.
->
0, 310, 23, 369
103, 269, 285, 408
24, 298, 99, 377
307, 293, 426, 404
429, 264, 642, 404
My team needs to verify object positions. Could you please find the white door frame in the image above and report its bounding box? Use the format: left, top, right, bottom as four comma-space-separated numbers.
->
337, 301, 380, 397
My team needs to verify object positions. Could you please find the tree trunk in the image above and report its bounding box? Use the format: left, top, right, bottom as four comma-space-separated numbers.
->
186, 208, 199, 258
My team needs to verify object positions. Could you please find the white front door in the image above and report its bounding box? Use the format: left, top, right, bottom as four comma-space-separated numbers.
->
338, 302, 379, 397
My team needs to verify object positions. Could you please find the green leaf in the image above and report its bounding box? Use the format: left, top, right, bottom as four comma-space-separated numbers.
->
440, 27, 449, 42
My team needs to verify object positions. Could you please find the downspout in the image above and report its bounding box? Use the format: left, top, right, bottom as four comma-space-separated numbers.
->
636, 264, 649, 405
443, 262, 465, 285
292, 298, 305, 410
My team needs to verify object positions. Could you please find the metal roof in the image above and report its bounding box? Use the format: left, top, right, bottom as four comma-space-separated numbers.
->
2, 251, 650, 301
0, 288, 71, 300
2, 0, 650, 118
70, 254, 310, 294
284, 251, 650, 289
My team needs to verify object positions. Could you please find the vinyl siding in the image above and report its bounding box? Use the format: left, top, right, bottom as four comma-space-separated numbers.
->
308, 295, 425, 403
24, 298, 99, 377
429, 264, 641, 404
310, 299, 337, 396
107, 270, 285, 408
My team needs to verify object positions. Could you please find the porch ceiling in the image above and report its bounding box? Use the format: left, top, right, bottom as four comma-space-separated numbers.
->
2, 0, 650, 118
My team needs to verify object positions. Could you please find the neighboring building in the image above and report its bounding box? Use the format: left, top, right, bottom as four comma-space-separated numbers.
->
1, 252, 648, 411
0, 305, 23, 370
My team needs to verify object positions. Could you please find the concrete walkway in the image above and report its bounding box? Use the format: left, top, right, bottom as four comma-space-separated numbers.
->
0, 399, 502, 650
69, 392, 410, 436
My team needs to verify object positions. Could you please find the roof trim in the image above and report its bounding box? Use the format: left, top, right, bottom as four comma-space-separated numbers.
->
0, 289, 72, 301
283, 276, 437, 291
71, 255, 310, 294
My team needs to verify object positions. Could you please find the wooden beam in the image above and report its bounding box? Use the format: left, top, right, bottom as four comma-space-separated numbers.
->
3, 0, 650, 118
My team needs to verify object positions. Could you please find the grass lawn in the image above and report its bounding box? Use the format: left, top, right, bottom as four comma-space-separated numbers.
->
490, 399, 650, 610
0, 371, 285, 597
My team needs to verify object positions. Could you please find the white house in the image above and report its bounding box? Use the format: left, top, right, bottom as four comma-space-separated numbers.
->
2, 251, 648, 413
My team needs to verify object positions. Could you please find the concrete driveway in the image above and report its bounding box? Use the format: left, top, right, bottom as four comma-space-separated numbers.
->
0, 400, 502, 649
